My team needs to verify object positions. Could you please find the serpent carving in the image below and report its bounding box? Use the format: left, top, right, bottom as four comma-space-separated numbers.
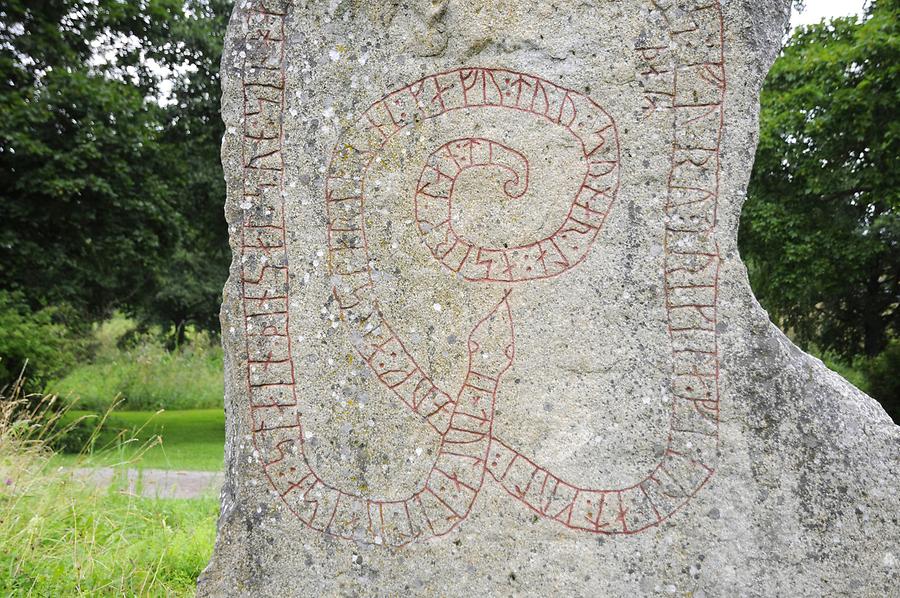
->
240, 2, 724, 548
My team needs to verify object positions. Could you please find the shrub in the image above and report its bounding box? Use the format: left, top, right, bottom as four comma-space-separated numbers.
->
865, 340, 900, 423
49, 319, 224, 411
0, 291, 84, 391
819, 353, 870, 395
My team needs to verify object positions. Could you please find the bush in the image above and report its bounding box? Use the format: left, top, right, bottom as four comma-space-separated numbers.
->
0, 291, 84, 391
865, 340, 900, 423
819, 352, 871, 394
49, 318, 224, 411
817, 344, 899, 424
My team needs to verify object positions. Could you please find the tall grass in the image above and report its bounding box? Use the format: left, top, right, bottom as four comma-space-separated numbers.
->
0, 376, 217, 595
49, 317, 224, 411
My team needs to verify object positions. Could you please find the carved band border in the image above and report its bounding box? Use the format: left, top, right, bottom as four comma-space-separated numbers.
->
237, 0, 724, 546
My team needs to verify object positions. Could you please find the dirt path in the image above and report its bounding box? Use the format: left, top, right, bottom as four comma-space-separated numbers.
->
72, 467, 223, 499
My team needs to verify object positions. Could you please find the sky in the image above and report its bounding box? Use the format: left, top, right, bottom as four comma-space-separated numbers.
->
791, 0, 869, 27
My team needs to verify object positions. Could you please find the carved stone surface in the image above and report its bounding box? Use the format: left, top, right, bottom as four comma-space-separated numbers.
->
200, 1, 899, 595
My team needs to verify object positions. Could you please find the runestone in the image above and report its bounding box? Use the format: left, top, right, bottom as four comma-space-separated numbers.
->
200, 1, 900, 596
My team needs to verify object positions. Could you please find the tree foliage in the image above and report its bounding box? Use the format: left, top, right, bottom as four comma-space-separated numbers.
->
148, 0, 233, 337
0, 66, 181, 318
0, 0, 232, 338
0, 291, 83, 389
740, 0, 899, 359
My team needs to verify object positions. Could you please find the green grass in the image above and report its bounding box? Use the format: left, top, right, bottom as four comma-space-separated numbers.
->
48, 316, 224, 412
40, 315, 227, 471
1, 381, 218, 596
1, 482, 217, 596
56, 409, 225, 471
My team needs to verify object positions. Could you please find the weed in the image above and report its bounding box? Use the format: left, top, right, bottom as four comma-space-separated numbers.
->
0, 376, 217, 595
49, 316, 224, 411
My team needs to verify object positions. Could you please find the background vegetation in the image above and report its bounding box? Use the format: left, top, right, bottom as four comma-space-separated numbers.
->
49, 316, 224, 412
1, 0, 231, 376
0, 382, 216, 595
0, 0, 897, 594
740, 0, 899, 422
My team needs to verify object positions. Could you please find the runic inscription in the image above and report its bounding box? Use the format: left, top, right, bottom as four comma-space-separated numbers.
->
239, 1, 725, 547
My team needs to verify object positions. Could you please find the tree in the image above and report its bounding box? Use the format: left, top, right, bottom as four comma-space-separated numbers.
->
142, 0, 234, 340
0, 0, 186, 320
0, 0, 233, 338
0, 291, 82, 389
740, 0, 899, 360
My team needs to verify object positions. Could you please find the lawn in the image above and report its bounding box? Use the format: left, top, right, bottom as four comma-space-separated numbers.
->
56, 408, 225, 472
1, 386, 220, 595
3, 319, 227, 593
1, 478, 218, 596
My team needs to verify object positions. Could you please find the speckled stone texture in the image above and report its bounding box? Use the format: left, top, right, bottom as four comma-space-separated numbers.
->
199, 1, 900, 596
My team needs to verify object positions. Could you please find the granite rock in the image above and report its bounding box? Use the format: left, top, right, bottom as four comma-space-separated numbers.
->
199, 1, 900, 595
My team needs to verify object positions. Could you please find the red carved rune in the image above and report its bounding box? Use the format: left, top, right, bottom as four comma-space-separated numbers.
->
241, 0, 724, 547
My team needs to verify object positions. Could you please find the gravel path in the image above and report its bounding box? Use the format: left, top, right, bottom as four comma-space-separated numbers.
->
72, 467, 223, 499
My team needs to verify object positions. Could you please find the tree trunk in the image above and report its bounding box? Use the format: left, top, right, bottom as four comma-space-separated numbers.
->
863, 271, 885, 358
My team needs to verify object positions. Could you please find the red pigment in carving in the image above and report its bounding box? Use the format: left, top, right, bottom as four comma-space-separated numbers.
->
240, 0, 725, 546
